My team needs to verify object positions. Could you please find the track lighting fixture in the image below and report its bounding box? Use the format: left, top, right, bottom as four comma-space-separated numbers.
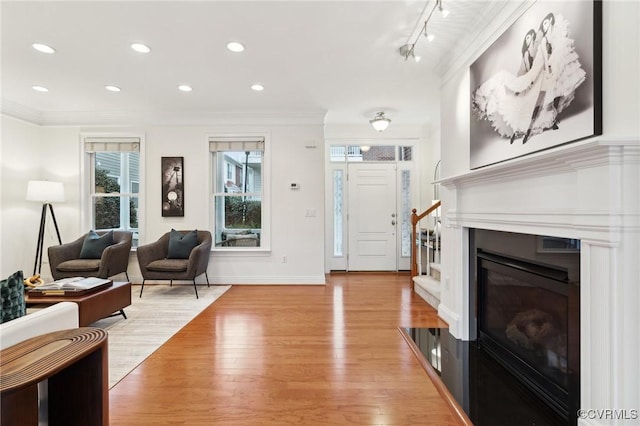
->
369, 112, 391, 132
400, 0, 450, 61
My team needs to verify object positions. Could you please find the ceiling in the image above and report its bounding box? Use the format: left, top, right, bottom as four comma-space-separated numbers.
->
1, 1, 504, 127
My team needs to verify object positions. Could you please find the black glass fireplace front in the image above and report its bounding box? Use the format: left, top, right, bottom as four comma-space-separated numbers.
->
476, 248, 580, 423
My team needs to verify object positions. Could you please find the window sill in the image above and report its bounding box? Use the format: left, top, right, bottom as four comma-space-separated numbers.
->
211, 247, 271, 257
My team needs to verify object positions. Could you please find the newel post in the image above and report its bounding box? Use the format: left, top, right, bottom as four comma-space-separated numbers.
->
410, 208, 418, 278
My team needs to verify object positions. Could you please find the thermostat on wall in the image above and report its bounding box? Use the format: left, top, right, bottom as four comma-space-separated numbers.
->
290, 183, 300, 189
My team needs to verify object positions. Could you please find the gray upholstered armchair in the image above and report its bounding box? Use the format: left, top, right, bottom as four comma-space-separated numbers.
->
48, 231, 133, 280
136, 230, 211, 298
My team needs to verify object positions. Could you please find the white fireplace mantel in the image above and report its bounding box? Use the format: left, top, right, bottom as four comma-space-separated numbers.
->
437, 138, 639, 425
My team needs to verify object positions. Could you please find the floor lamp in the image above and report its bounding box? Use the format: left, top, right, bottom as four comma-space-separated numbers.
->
27, 180, 65, 276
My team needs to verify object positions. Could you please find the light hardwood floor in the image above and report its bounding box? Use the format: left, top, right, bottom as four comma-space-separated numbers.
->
109, 272, 461, 425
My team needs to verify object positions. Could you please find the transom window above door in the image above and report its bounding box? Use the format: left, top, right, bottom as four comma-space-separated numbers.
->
329, 145, 413, 162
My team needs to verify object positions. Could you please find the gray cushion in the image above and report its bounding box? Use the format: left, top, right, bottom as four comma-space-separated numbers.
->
147, 259, 189, 272
80, 230, 114, 259
57, 259, 101, 272
1, 270, 26, 323
167, 229, 197, 259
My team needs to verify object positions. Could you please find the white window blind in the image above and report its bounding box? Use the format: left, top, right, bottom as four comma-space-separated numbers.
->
208, 137, 265, 152
84, 137, 140, 153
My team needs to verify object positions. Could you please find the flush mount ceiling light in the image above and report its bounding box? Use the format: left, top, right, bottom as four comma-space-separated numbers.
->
226, 41, 245, 53
32, 85, 49, 92
32, 43, 55, 54
131, 43, 151, 53
105, 85, 121, 92
251, 83, 264, 91
369, 112, 391, 132
399, 0, 449, 61
178, 85, 193, 92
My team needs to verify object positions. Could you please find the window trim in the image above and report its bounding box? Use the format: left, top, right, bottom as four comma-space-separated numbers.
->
80, 132, 145, 247
208, 133, 271, 252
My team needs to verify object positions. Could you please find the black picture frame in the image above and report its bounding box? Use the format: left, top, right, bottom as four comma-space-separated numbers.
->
470, 1, 602, 169
161, 156, 184, 217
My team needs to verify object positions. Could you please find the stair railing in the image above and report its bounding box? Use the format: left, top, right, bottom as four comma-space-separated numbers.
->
411, 200, 441, 277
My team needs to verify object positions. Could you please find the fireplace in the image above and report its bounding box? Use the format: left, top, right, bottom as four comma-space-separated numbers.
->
437, 141, 639, 425
473, 230, 580, 423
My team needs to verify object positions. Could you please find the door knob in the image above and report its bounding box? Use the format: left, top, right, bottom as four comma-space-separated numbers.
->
391, 213, 396, 218
391, 220, 396, 225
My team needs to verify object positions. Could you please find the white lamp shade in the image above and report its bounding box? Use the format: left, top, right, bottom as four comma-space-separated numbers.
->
26, 180, 65, 203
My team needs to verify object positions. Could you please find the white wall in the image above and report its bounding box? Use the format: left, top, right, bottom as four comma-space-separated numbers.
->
1, 117, 43, 277
0, 117, 326, 284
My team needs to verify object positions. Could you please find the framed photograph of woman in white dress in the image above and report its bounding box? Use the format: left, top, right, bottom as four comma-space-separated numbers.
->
470, 1, 602, 169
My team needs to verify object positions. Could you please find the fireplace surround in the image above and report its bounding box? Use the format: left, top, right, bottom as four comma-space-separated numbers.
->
439, 140, 639, 425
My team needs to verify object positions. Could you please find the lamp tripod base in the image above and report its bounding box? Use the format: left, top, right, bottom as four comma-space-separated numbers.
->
33, 203, 62, 276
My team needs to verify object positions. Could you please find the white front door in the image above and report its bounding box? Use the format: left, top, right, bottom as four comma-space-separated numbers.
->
347, 163, 397, 271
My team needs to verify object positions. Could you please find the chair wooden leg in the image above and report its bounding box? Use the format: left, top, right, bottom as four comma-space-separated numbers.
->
120, 309, 127, 320
170, 280, 173, 287
193, 280, 199, 299
205, 272, 210, 287
125, 272, 130, 282
139, 280, 145, 298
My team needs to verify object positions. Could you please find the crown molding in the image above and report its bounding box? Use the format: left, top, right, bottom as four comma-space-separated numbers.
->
1, 99, 327, 127
436, 1, 532, 83
1, 99, 45, 125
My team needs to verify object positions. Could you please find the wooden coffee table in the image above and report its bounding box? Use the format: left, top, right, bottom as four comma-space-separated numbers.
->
25, 281, 132, 327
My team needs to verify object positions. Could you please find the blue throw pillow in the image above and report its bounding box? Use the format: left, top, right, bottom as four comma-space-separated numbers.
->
1, 270, 26, 323
167, 229, 198, 259
80, 230, 114, 259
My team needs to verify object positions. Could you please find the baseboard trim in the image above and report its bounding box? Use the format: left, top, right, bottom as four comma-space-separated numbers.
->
438, 303, 460, 338
127, 275, 327, 285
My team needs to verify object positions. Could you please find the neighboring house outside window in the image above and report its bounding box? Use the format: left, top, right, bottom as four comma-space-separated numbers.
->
210, 136, 267, 249
83, 136, 142, 247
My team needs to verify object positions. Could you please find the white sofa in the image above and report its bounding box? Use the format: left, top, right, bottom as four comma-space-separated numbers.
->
0, 302, 79, 350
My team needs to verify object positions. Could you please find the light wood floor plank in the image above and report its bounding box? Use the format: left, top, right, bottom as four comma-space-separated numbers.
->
109, 272, 458, 425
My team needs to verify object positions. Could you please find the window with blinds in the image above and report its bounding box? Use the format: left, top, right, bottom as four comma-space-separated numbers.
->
210, 137, 265, 248
84, 136, 141, 247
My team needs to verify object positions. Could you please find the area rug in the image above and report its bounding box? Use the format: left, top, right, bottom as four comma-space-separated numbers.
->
90, 283, 231, 388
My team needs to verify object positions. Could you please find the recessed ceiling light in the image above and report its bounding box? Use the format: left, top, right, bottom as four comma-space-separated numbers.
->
105, 85, 121, 92
32, 85, 49, 92
32, 43, 55, 54
251, 84, 264, 91
178, 85, 193, 92
131, 43, 151, 53
226, 41, 245, 53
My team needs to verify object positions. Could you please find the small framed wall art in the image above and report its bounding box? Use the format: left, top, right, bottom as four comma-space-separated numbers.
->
161, 156, 184, 217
